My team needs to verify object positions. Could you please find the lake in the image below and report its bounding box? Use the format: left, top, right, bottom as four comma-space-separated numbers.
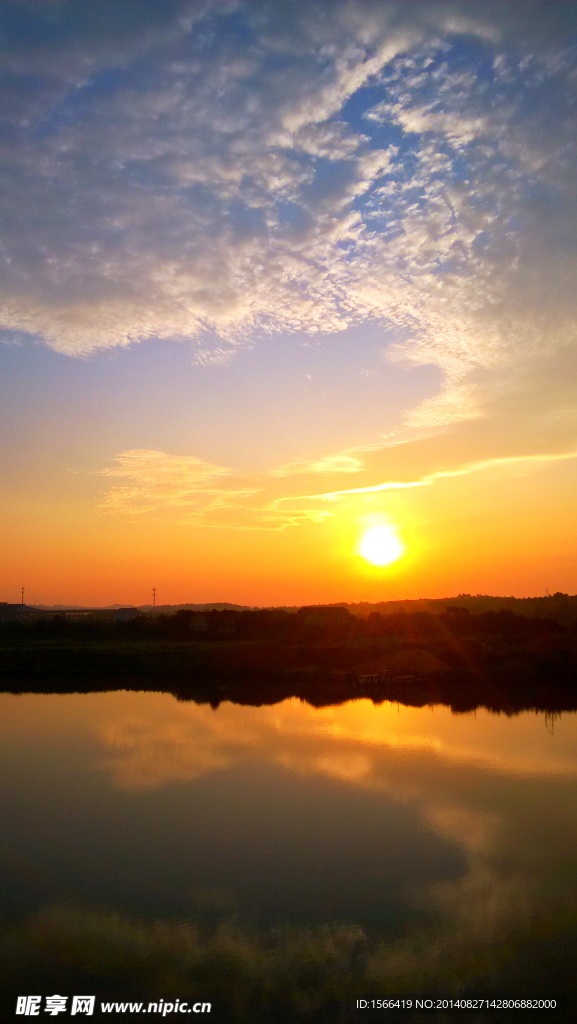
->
1, 691, 576, 1020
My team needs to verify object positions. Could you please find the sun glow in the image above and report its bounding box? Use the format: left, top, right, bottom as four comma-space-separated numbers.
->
359, 526, 404, 566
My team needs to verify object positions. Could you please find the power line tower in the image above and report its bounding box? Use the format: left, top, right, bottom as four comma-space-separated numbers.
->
152, 587, 156, 614
21, 586, 24, 606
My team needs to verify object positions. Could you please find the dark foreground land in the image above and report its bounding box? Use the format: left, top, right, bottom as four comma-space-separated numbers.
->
1, 604, 576, 714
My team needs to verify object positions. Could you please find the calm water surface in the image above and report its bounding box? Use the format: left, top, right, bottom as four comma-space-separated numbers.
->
1, 692, 576, 1019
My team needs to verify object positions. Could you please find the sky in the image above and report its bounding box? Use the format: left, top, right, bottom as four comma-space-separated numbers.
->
0, 0, 576, 606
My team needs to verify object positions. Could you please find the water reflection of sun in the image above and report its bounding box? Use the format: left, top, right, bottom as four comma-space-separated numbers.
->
359, 525, 403, 566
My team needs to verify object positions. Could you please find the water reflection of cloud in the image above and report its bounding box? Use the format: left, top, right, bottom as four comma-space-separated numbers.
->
3, 888, 570, 1018
431, 863, 531, 944
90, 696, 577, 945
92, 696, 577, 791
285, 751, 373, 785
97, 711, 234, 788
2, 692, 577, 1009
422, 805, 532, 947
90, 695, 577, 945
425, 805, 501, 855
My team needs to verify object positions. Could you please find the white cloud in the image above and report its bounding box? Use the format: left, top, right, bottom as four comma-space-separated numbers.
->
191, 345, 238, 367
99, 449, 235, 514
271, 452, 365, 477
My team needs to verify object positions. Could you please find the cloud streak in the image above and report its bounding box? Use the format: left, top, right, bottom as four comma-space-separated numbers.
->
96, 444, 577, 530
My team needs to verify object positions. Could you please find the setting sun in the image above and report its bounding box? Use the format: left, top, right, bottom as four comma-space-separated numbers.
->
359, 526, 404, 566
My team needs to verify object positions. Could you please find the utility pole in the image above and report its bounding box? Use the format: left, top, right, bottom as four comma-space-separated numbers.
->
152, 587, 156, 614
21, 586, 24, 606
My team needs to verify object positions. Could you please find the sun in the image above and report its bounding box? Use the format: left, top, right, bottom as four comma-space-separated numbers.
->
359, 525, 404, 566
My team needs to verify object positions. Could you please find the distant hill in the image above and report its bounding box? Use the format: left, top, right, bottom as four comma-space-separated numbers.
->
34, 604, 138, 611
139, 603, 254, 613
24, 593, 577, 628
344, 593, 577, 628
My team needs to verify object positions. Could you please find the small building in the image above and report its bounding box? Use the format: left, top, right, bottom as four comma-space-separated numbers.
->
111, 607, 140, 621
358, 669, 394, 688
0, 603, 29, 621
